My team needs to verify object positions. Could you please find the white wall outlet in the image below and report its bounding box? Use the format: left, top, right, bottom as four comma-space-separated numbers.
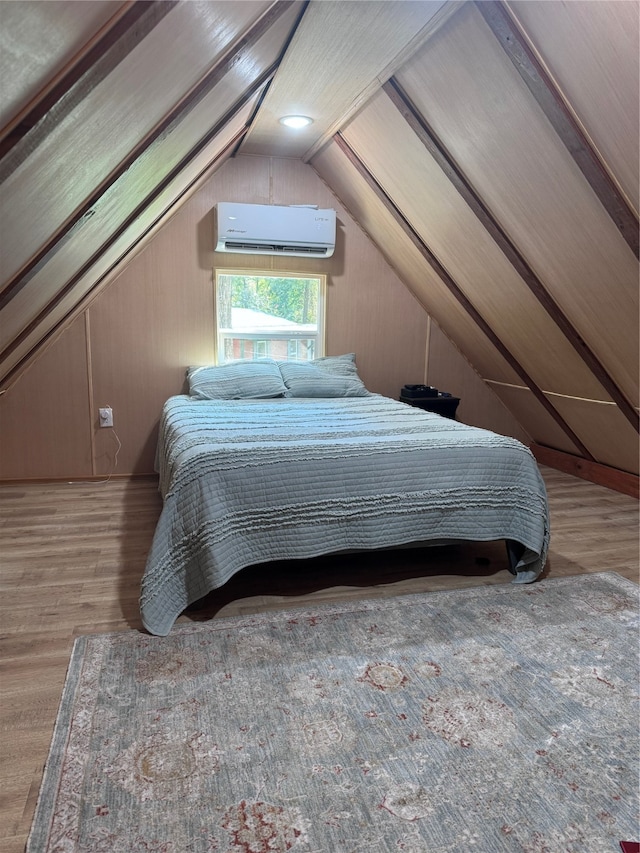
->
99, 406, 113, 428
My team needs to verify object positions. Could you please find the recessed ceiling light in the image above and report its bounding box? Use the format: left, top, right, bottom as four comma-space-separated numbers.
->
279, 115, 313, 129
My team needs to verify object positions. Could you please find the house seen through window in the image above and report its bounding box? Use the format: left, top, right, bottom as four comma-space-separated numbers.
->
215, 271, 325, 363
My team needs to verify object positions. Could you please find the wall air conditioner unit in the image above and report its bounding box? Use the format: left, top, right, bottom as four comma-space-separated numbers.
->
215, 202, 336, 258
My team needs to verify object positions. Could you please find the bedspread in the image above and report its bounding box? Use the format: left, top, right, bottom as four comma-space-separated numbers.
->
141, 395, 549, 635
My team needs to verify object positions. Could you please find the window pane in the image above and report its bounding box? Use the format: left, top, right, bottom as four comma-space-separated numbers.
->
215, 272, 325, 363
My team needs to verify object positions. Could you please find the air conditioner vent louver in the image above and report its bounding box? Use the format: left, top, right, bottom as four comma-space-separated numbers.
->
223, 241, 330, 256
215, 202, 336, 258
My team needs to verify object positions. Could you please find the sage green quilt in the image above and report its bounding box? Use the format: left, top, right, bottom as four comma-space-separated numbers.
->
141, 395, 549, 635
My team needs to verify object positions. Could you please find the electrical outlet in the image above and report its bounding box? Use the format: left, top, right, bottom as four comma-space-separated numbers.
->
99, 407, 113, 428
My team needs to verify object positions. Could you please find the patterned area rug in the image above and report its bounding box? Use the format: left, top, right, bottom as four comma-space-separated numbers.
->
28, 573, 639, 852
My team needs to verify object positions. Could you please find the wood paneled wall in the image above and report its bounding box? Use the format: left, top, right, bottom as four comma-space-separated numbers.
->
510, 0, 639, 215
0, 154, 529, 480
312, 1, 639, 478
0, 314, 93, 479
426, 321, 530, 445
2, 154, 522, 480
396, 3, 638, 403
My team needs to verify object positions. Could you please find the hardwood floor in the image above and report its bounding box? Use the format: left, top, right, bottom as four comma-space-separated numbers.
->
0, 466, 638, 853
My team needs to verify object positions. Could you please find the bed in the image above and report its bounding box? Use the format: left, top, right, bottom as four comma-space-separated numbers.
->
140, 356, 550, 636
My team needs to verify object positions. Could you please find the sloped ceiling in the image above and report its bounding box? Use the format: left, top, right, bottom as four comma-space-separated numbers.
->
0, 0, 638, 474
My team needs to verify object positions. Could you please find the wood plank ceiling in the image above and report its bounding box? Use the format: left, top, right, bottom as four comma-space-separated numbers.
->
0, 0, 638, 475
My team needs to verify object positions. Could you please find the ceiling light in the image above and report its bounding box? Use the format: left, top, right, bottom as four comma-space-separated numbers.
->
279, 115, 313, 129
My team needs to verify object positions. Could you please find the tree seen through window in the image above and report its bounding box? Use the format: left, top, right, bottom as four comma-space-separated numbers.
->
215, 271, 325, 363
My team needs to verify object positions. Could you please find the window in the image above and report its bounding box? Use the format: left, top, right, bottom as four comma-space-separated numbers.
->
254, 340, 269, 359
215, 271, 326, 363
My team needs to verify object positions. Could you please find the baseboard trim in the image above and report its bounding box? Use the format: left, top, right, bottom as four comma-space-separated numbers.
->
0, 473, 158, 485
531, 444, 639, 499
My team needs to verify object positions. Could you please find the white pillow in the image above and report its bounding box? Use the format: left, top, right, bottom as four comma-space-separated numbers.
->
278, 354, 370, 397
187, 359, 289, 400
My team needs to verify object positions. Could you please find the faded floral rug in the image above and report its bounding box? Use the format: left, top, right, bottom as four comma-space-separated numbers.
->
28, 572, 639, 852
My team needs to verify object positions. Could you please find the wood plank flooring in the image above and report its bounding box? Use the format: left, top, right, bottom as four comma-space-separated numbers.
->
1, 466, 638, 852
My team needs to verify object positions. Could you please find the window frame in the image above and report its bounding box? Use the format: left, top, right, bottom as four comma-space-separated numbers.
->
214, 268, 327, 364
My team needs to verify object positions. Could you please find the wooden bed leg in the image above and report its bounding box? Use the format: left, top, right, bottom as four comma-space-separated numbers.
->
505, 539, 526, 575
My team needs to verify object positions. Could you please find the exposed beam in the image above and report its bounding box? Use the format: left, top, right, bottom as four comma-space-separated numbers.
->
0, 0, 136, 144
0, 0, 179, 171
384, 78, 639, 434
0, 55, 280, 378
531, 444, 639, 499
0, 0, 297, 310
475, 0, 639, 260
333, 131, 595, 461
0, 113, 252, 392
231, 0, 310, 160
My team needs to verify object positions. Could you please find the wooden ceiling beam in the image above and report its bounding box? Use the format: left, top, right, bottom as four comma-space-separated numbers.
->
0, 0, 179, 171
0, 0, 297, 310
384, 78, 639, 434
333, 131, 595, 460
476, 0, 639, 260
0, 96, 258, 389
